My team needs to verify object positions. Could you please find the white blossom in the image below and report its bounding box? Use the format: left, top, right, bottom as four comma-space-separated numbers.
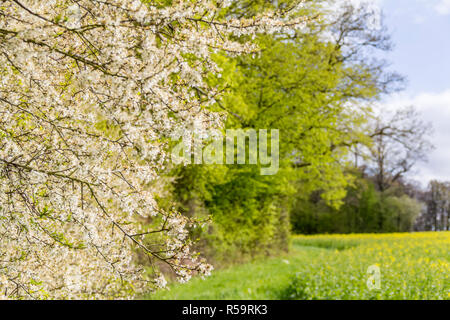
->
0, 0, 309, 299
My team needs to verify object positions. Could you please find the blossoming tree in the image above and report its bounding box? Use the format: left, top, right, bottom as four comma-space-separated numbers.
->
0, 0, 309, 299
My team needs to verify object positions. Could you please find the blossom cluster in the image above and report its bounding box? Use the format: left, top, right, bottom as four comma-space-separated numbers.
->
0, 0, 309, 299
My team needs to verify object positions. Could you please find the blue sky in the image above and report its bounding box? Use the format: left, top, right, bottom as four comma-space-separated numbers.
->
381, 0, 450, 94
367, 0, 450, 186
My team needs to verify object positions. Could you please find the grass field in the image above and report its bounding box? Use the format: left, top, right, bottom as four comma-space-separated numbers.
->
146, 232, 450, 300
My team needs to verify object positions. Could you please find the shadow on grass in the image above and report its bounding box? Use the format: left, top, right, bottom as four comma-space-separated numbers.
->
292, 239, 359, 251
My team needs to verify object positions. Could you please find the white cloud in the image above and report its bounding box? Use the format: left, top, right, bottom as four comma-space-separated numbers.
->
434, 0, 450, 15
378, 90, 450, 186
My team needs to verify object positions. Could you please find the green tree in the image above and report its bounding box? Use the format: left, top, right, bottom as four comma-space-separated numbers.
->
164, 0, 404, 261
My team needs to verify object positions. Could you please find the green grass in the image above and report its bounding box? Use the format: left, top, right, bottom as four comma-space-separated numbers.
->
145, 232, 450, 300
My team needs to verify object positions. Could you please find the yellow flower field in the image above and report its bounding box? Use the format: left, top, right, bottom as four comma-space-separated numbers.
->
289, 232, 450, 299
